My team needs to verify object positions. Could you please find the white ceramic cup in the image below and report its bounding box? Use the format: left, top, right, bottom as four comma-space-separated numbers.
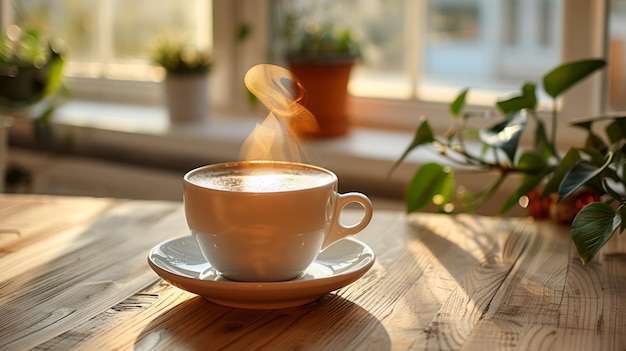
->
183, 160, 373, 282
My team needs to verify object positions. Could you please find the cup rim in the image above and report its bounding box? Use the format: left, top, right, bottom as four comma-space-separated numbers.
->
183, 160, 338, 193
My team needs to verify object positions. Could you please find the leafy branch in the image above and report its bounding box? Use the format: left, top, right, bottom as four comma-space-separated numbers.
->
562, 116, 626, 264
391, 58, 626, 265
390, 59, 606, 216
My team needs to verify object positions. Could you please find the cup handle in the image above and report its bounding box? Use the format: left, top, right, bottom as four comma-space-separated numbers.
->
322, 192, 373, 249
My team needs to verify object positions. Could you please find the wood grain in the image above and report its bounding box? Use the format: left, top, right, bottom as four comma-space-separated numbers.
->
0, 194, 624, 350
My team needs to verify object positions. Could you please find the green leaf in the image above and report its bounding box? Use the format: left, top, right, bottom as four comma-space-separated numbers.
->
478, 111, 527, 162
533, 120, 555, 159
450, 89, 469, 117
572, 202, 620, 265
580, 148, 608, 166
516, 151, 548, 172
44, 51, 65, 97
619, 205, 626, 234
543, 59, 606, 99
584, 131, 608, 151
405, 163, 454, 213
388, 120, 435, 176
496, 96, 529, 115
559, 154, 612, 202
606, 118, 626, 144
521, 82, 538, 104
542, 148, 581, 197
496, 82, 537, 114
572, 114, 626, 130
571, 118, 609, 150
576, 148, 620, 191
571, 119, 594, 130
602, 177, 624, 202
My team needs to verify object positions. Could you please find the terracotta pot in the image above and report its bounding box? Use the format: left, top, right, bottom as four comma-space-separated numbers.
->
287, 60, 354, 138
164, 74, 209, 123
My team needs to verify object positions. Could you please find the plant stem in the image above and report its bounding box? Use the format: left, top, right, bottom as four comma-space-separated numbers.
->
465, 172, 508, 210
527, 108, 561, 161
551, 98, 558, 158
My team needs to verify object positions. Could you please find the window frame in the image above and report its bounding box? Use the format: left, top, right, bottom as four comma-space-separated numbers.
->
0, 0, 221, 106
351, 0, 608, 150
242, 0, 608, 150
0, 0, 609, 150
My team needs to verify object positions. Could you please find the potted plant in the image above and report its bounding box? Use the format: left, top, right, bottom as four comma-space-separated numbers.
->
151, 39, 212, 124
389, 58, 613, 264
279, 6, 360, 138
0, 26, 67, 136
554, 114, 626, 264
0, 26, 68, 192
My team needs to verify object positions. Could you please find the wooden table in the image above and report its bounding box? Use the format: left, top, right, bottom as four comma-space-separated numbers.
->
1, 194, 624, 350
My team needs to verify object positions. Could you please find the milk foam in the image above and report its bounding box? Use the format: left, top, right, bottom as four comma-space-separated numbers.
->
189, 165, 333, 192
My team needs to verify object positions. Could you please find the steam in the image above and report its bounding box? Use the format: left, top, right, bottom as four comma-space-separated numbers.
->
239, 64, 318, 162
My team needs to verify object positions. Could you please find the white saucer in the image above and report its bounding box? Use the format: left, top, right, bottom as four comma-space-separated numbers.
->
147, 236, 375, 309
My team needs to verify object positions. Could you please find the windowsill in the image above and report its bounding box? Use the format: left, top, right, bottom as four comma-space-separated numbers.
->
6, 99, 527, 215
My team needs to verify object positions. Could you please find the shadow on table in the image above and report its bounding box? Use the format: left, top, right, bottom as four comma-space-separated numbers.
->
403, 214, 519, 271
136, 294, 391, 350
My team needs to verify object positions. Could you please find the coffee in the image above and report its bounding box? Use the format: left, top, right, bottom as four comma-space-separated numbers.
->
188, 163, 333, 192
184, 161, 373, 282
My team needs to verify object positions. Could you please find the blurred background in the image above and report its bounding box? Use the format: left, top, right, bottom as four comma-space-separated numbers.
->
4, 0, 625, 107
1, 0, 625, 213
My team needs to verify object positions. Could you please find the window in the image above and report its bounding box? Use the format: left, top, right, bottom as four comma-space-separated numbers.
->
1, 0, 212, 103
271, 0, 562, 103
269, 0, 608, 146
0, 0, 613, 144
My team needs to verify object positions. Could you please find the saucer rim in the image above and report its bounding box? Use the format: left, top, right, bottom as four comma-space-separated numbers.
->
147, 235, 375, 308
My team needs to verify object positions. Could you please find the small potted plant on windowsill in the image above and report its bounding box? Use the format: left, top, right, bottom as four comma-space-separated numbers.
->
0, 26, 68, 137
151, 39, 212, 124
389, 58, 620, 265
283, 21, 360, 138
0, 26, 68, 192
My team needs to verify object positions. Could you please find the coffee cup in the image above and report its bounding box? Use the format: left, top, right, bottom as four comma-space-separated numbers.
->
183, 160, 373, 282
